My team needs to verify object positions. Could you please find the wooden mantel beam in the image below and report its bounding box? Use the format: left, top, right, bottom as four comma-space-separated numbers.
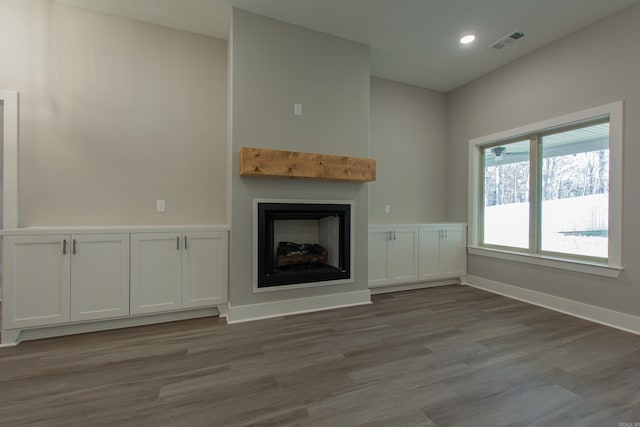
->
239, 147, 376, 183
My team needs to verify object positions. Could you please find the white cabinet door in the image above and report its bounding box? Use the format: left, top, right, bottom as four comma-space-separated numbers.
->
70, 234, 130, 321
130, 233, 182, 315
388, 228, 419, 284
419, 227, 442, 280
3, 235, 71, 329
182, 231, 228, 308
368, 229, 391, 287
440, 225, 467, 277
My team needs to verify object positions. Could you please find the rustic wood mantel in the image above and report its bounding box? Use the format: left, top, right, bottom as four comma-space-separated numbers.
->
239, 147, 376, 182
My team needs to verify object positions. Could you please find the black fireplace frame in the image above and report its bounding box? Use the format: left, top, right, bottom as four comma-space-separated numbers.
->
257, 202, 351, 288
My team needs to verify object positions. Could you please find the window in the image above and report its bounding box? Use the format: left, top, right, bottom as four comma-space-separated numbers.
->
468, 102, 623, 277
483, 139, 530, 249
540, 123, 609, 258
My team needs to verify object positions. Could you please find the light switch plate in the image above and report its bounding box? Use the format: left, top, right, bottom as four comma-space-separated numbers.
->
156, 200, 166, 213
294, 103, 303, 116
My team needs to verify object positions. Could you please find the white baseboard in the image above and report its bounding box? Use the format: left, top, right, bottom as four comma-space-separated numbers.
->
227, 290, 371, 324
369, 278, 460, 295
464, 275, 640, 335
2, 307, 222, 345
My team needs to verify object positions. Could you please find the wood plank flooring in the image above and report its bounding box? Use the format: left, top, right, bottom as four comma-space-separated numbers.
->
1, 285, 640, 426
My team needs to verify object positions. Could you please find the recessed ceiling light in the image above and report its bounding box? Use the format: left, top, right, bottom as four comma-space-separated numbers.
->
460, 34, 476, 45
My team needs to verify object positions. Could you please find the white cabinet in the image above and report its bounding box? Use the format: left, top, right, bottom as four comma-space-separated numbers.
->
182, 231, 228, 308
367, 226, 419, 288
390, 228, 420, 283
368, 229, 392, 286
131, 231, 228, 315
439, 225, 466, 277
2, 226, 229, 344
419, 224, 467, 280
368, 223, 466, 289
70, 234, 130, 321
417, 227, 441, 281
130, 233, 183, 315
2, 234, 130, 329
3, 235, 71, 329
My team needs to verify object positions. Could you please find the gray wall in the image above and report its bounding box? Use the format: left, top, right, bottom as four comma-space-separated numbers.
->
369, 77, 448, 223
9, 0, 636, 317
447, 3, 640, 316
229, 9, 370, 306
0, 0, 228, 226
0, 102, 3, 229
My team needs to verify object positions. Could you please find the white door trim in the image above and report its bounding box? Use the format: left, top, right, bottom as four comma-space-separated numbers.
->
1, 90, 19, 229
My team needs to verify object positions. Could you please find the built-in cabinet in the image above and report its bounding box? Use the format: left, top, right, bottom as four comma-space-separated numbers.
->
130, 233, 183, 314
368, 226, 419, 287
181, 231, 228, 308
3, 233, 130, 329
70, 234, 130, 322
131, 231, 228, 315
368, 223, 466, 289
2, 226, 229, 341
3, 235, 72, 329
419, 225, 466, 280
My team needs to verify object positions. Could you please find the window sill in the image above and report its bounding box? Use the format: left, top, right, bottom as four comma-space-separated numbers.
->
467, 246, 623, 278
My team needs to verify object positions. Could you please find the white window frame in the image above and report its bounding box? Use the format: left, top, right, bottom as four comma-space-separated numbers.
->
468, 101, 623, 278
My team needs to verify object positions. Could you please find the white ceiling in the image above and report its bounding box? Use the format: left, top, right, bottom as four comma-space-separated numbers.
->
54, 0, 638, 92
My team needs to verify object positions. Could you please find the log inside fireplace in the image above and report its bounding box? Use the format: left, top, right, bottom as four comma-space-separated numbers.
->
276, 242, 329, 267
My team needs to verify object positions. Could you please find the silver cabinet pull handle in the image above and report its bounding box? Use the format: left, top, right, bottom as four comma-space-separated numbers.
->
177, 236, 180, 250
72, 239, 77, 254
62, 239, 67, 255
184, 235, 188, 250
389, 231, 392, 240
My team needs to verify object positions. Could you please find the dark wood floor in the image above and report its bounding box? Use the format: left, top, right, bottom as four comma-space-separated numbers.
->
1, 285, 640, 426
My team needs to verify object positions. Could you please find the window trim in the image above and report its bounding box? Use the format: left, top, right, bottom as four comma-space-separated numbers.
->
468, 101, 623, 278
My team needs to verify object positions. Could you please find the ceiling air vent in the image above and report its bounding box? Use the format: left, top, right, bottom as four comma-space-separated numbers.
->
489, 31, 525, 50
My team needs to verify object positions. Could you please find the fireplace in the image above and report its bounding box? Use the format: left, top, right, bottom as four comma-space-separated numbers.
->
255, 201, 353, 289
